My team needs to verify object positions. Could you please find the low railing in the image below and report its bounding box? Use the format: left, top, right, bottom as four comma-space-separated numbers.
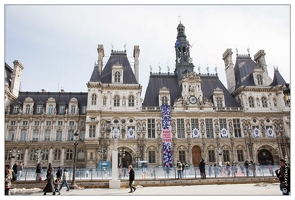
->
14, 165, 279, 182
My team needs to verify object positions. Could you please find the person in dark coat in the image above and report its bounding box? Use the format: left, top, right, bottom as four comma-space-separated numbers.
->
36, 162, 42, 181
275, 158, 290, 195
56, 166, 62, 179
43, 169, 55, 195
199, 158, 206, 179
128, 165, 136, 193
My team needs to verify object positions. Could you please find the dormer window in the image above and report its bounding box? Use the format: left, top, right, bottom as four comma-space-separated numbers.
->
48, 105, 54, 114
25, 105, 31, 113
128, 95, 134, 107
114, 95, 120, 107
114, 72, 120, 83
71, 105, 76, 114
162, 96, 168, 105
59, 105, 65, 114
13, 105, 19, 114
257, 74, 263, 85
37, 105, 43, 114
216, 97, 223, 107
91, 94, 97, 105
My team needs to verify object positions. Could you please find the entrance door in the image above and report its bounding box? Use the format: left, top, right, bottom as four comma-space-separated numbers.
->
192, 146, 202, 167
258, 149, 274, 165
118, 152, 132, 168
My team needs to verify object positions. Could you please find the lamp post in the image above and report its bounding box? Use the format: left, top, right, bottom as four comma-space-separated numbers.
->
118, 149, 125, 167
70, 131, 79, 189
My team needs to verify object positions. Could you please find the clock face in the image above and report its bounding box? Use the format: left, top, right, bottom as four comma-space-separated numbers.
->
189, 96, 197, 104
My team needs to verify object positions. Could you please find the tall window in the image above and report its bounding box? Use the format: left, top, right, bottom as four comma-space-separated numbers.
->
54, 149, 61, 160
37, 105, 43, 114
237, 150, 244, 162
179, 150, 186, 162
66, 149, 73, 160
177, 119, 185, 138
25, 105, 30, 113
248, 97, 254, 107
148, 151, 156, 163
162, 96, 168, 105
32, 130, 39, 141
44, 130, 51, 141
205, 119, 213, 138
223, 150, 230, 162
8, 130, 14, 141
262, 97, 268, 107
71, 105, 76, 114
48, 105, 53, 114
69, 121, 75, 126
191, 119, 199, 130
20, 130, 26, 141
79, 130, 85, 140
89, 125, 96, 137
56, 130, 62, 141
208, 150, 216, 162
219, 119, 227, 130
114, 95, 120, 107
68, 130, 74, 141
34, 121, 40, 126
41, 149, 49, 160
23, 121, 28, 126
233, 119, 241, 137
128, 95, 134, 107
91, 94, 97, 105
147, 119, 155, 138
13, 105, 20, 113
114, 71, 120, 82
59, 105, 65, 114
46, 121, 51, 126
57, 121, 63, 126
257, 74, 263, 85
216, 97, 223, 107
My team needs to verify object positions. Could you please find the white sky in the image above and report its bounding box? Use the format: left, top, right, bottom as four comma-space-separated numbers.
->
3, 2, 292, 99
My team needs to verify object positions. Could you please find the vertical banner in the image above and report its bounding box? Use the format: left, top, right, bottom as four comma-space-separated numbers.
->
161, 105, 173, 167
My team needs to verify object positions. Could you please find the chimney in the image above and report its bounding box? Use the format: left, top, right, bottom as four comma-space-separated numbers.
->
254, 50, 268, 75
222, 48, 236, 93
42, 89, 46, 92
61, 89, 65, 93
97, 44, 105, 74
133, 45, 140, 83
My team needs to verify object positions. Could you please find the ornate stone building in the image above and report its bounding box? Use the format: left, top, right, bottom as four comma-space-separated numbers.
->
5, 22, 290, 169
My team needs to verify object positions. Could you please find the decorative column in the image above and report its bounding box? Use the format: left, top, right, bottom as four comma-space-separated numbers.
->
109, 127, 120, 189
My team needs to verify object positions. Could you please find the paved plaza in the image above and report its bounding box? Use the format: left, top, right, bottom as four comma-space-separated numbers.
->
11, 182, 284, 196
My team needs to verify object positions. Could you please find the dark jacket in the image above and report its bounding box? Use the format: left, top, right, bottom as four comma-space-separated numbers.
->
56, 168, 62, 178
129, 168, 135, 182
43, 171, 55, 193
276, 164, 290, 192
36, 163, 42, 173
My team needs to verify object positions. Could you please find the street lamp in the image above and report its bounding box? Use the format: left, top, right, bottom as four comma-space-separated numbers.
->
135, 150, 141, 168
70, 131, 79, 189
118, 149, 125, 167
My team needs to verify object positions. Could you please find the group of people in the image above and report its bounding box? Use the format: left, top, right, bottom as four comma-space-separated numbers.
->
176, 160, 189, 179
42, 164, 71, 195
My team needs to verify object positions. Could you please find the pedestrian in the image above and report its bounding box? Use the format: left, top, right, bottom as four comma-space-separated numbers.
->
199, 158, 206, 179
209, 165, 212, 177
36, 162, 42, 181
47, 163, 53, 173
16, 161, 23, 181
165, 163, 170, 178
268, 164, 274, 176
181, 161, 185, 178
226, 162, 231, 176
43, 169, 55, 195
53, 178, 61, 195
119, 164, 123, 179
275, 158, 290, 195
5, 165, 12, 195
12, 162, 18, 175
56, 166, 62, 179
177, 160, 182, 179
59, 168, 70, 192
123, 167, 127, 178
250, 160, 256, 177
244, 159, 249, 177
128, 165, 136, 193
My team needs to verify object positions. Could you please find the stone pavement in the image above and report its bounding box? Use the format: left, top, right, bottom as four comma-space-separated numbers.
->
11, 182, 283, 196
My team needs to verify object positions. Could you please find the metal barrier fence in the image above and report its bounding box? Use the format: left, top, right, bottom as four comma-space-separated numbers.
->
15, 165, 279, 182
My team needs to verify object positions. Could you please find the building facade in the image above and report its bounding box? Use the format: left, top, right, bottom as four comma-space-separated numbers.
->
5, 22, 290, 169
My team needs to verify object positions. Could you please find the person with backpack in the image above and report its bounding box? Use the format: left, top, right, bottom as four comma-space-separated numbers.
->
199, 158, 206, 179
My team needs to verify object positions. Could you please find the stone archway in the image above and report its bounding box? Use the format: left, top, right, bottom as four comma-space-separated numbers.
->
257, 149, 274, 165
192, 146, 202, 167
118, 151, 132, 168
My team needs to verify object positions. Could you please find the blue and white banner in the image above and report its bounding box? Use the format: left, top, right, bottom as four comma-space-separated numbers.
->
161, 105, 173, 167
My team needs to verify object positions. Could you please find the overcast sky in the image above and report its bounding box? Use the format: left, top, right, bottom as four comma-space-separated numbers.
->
4, 3, 291, 99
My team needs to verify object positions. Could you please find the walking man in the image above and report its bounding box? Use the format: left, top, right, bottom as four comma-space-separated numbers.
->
36, 162, 42, 181
59, 168, 70, 192
128, 165, 136, 193
16, 161, 23, 181
177, 160, 182, 179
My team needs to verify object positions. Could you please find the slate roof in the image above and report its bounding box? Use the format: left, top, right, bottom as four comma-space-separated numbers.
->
10, 91, 88, 115
234, 55, 257, 89
143, 73, 239, 107
5, 62, 13, 89
90, 50, 138, 84
269, 69, 287, 86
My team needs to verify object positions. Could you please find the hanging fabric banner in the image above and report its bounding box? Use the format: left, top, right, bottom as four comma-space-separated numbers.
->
161, 105, 173, 167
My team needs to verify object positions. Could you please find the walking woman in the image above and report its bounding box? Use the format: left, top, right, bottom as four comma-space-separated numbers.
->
43, 169, 55, 195
128, 165, 136, 193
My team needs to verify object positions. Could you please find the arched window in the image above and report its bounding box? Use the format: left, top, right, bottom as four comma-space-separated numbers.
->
162, 96, 168, 105
114, 71, 120, 83
54, 149, 61, 160
128, 95, 134, 106
257, 75, 263, 85
249, 97, 255, 107
114, 95, 120, 107
66, 149, 73, 160
91, 94, 97, 105
41, 149, 49, 161
262, 97, 268, 107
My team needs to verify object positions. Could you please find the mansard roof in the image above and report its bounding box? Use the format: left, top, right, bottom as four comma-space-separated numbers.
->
89, 50, 138, 84
5, 62, 13, 89
143, 73, 239, 107
269, 68, 287, 86
234, 55, 257, 88
11, 91, 88, 115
